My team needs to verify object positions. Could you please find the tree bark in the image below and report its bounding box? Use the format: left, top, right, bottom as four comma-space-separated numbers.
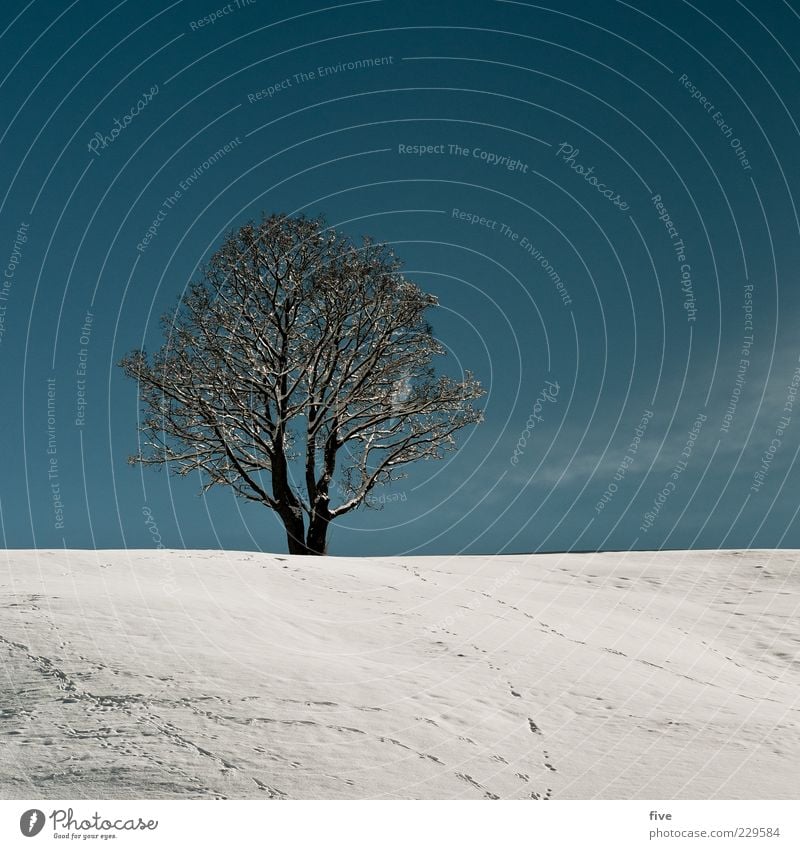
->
305, 511, 330, 556
282, 510, 310, 555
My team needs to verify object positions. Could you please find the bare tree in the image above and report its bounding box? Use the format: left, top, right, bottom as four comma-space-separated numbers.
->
120, 213, 484, 555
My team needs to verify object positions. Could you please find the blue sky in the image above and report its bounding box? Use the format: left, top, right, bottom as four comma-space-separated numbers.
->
1, 0, 799, 555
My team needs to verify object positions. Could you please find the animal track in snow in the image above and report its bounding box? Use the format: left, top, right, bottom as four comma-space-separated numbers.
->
455, 772, 500, 800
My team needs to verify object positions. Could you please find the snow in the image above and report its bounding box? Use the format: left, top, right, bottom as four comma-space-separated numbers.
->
0, 548, 797, 799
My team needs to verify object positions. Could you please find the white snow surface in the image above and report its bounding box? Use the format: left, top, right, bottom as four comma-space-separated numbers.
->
0, 548, 798, 799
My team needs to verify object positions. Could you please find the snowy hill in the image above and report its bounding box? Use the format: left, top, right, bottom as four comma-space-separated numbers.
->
0, 548, 797, 799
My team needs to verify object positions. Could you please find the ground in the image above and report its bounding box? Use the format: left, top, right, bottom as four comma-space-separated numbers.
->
0, 548, 797, 799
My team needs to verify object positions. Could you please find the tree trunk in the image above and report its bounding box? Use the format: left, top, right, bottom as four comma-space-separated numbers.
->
286, 533, 310, 555
279, 507, 309, 555
271, 422, 312, 555
305, 512, 330, 556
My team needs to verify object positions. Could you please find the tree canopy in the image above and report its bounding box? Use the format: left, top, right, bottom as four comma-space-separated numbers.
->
120, 213, 484, 554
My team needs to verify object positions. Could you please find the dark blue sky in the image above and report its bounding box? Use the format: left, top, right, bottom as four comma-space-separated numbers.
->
1, 0, 799, 555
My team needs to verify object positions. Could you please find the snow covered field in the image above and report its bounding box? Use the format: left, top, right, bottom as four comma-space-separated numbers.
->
0, 548, 797, 800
